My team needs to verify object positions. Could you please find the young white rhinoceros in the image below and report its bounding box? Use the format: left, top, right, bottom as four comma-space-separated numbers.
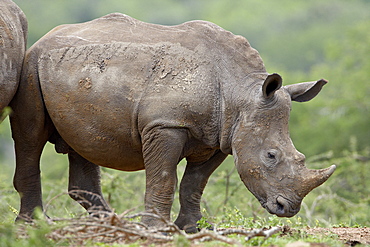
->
10, 13, 335, 232
0, 0, 27, 112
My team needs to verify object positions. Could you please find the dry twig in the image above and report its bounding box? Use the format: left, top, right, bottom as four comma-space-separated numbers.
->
44, 211, 282, 245
32, 191, 283, 245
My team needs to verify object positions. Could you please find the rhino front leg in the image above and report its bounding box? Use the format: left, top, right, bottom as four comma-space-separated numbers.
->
141, 127, 188, 227
68, 150, 111, 214
175, 150, 228, 233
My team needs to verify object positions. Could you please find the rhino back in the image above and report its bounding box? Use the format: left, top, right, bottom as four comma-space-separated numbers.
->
35, 13, 265, 78
0, 0, 27, 109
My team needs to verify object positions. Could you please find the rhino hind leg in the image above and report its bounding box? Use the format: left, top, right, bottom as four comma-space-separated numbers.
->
10, 68, 54, 221
12, 133, 48, 221
67, 150, 111, 214
48, 131, 111, 214
175, 150, 227, 233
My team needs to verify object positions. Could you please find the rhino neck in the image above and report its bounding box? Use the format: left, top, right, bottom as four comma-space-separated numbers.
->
219, 73, 268, 154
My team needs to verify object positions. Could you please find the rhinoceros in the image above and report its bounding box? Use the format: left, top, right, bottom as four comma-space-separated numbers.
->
10, 13, 335, 232
0, 0, 27, 112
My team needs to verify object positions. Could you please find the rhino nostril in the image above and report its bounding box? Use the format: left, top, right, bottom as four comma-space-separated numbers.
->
276, 200, 285, 214
276, 195, 292, 216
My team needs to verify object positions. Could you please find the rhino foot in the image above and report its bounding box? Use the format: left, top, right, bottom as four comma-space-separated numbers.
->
182, 222, 214, 234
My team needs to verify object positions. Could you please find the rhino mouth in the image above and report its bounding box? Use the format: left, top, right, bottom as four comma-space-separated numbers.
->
264, 196, 300, 217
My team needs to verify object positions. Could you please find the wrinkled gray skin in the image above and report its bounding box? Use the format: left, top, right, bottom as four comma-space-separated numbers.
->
10, 13, 335, 232
0, 0, 27, 111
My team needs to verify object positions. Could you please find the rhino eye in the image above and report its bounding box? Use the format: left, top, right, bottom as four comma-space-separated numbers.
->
267, 152, 276, 160
261, 149, 279, 167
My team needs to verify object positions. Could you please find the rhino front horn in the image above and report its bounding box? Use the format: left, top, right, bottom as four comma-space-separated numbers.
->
303, 165, 336, 193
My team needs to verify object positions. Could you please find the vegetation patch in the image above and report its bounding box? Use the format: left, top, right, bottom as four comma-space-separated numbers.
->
6, 211, 284, 246
3, 211, 370, 246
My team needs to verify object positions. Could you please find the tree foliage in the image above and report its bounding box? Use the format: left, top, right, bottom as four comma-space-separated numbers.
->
289, 19, 370, 156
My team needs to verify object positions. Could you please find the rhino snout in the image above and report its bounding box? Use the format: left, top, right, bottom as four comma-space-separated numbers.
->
265, 196, 300, 217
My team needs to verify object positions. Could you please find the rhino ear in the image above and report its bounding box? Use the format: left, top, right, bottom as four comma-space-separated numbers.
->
284, 79, 328, 102
262, 73, 282, 99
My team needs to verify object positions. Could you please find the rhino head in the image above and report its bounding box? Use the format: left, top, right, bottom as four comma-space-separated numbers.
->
231, 73, 335, 217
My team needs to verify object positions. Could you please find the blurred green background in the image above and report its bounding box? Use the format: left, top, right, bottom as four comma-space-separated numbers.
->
0, 0, 369, 226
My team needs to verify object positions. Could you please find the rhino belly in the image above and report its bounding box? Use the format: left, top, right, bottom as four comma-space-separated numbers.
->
45, 93, 145, 171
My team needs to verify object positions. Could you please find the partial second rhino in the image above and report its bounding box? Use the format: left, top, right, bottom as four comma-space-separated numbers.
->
0, 0, 27, 112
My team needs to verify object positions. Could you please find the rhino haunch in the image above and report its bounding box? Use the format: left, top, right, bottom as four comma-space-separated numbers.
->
10, 13, 335, 232
0, 0, 27, 111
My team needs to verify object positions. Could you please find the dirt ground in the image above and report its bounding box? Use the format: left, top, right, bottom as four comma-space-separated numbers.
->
305, 227, 370, 246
